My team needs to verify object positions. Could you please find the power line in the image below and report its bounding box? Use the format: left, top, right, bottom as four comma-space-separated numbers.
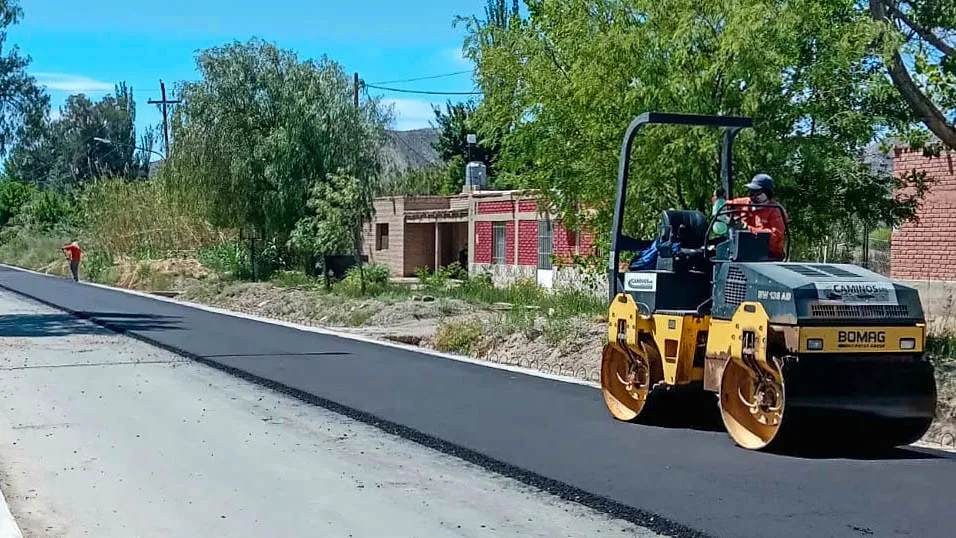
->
367, 70, 472, 85
364, 83, 482, 96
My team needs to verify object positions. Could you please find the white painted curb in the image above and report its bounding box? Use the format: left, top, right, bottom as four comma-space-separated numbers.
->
0, 263, 599, 389
0, 485, 22, 538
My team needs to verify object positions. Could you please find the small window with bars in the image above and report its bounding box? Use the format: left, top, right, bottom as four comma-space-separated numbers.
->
538, 219, 553, 270
493, 222, 507, 265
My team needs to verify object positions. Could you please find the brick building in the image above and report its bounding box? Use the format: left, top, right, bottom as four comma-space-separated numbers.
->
470, 191, 595, 288
891, 146, 956, 281
362, 189, 597, 287
361, 196, 470, 277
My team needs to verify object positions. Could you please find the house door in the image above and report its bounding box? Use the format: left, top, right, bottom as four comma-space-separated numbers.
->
536, 219, 554, 289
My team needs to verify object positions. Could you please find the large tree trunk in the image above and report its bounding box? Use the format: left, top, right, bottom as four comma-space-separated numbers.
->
870, 0, 956, 150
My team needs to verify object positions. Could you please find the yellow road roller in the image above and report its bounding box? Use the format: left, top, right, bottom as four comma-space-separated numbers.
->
601, 112, 937, 450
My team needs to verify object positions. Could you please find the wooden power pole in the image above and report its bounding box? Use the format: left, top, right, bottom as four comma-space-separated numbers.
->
354, 72, 361, 109
148, 80, 181, 156
353, 72, 366, 294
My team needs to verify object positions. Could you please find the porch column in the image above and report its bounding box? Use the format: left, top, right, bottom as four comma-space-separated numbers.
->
467, 198, 476, 274
434, 222, 440, 271
513, 196, 519, 265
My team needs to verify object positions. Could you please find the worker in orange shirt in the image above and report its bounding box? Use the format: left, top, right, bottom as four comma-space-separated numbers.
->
727, 174, 788, 261
62, 241, 82, 282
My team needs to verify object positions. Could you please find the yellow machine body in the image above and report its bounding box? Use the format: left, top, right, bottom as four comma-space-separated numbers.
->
602, 293, 936, 451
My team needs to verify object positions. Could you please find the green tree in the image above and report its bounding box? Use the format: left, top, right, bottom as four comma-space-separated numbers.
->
290, 172, 367, 257
462, 0, 929, 253
290, 171, 375, 290
0, 0, 49, 156
0, 179, 35, 226
5, 84, 148, 187
431, 100, 501, 193
868, 1, 955, 150
167, 38, 390, 249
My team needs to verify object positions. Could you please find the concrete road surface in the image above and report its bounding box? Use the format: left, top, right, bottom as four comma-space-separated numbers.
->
0, 290, 655, 537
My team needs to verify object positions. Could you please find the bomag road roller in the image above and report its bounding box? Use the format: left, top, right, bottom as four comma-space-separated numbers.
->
600, 112, 937, 451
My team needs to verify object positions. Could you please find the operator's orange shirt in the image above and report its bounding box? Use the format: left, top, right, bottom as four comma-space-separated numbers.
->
728, 198, 788, 260
63, 244, 82, 261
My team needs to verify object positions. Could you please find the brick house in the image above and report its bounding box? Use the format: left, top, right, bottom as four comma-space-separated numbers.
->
891, 146, 956, 281
362, 189, 597, 287
361, 196, 470, 277
470, 191, 596, 288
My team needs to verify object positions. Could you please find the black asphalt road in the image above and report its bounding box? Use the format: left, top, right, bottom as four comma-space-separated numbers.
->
2, 266, 953, 538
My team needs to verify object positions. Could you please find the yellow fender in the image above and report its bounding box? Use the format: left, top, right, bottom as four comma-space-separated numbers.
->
601, 293, 658, 421
719, 301, 786, 450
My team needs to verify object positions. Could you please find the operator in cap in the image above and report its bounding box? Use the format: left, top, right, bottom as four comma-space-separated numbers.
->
727, 173, 788, 261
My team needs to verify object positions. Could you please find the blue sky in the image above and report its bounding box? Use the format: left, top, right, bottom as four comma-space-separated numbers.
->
12, 0, 485, 137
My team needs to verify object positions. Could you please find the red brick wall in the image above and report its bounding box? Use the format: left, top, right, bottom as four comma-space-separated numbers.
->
579, 232, 595, 254
518, 220, 538, 266
506, 221, 515, 264
518, 200, 537, 213
475, 221, 492, 264
477, 201, 514, 214
892, 148, 956, 281
553, 222, 575, 259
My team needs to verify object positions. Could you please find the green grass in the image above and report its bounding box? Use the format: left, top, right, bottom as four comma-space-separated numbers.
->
928, 336, 956, 365
271, 270, 321, 289
0, 227, 73, 274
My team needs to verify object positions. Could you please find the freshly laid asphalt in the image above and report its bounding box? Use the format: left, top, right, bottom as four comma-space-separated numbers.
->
1, 265, 954, 538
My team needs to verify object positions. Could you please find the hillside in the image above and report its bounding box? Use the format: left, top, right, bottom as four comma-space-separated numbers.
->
380, 128, 440, 174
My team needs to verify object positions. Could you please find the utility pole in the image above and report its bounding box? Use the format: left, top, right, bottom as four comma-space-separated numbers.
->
352, 72, 367, 294
354, 72, 361, 109
148, 80, 181, 156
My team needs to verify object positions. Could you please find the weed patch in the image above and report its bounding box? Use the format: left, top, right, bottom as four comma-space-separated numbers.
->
434, 319, 485, 355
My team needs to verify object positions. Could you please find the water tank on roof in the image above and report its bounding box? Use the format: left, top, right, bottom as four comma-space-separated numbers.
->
465, 161, 487, 190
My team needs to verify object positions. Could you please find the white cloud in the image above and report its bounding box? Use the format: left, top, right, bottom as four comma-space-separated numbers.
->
33, 72, 114, 93
383, 98, 438, 131
445, 46, 470, 66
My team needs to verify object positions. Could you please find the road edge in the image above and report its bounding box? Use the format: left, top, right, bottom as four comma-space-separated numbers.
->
0, 263, 598, 389
0, 264, 712, 538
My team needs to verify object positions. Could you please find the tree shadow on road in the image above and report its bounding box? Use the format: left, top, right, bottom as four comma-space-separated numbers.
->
0, 313, 181, 338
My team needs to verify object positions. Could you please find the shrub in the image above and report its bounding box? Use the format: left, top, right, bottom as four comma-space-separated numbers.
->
25, 190, 73, 231
0, 181, 37, 227
434, 319, 484, 355
337, 263, 391, 296
928, 336, 956, 366
197, 243, 246, 277
83, 250, 114, 283
542, 316, 573, 346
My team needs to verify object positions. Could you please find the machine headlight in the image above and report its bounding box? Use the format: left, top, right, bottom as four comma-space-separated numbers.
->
806, 338, 824, 351
900, 338, 916, 350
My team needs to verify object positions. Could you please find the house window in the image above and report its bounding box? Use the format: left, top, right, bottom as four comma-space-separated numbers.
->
376, 223, 389, 250
493, 222, 507, 265
538, 219, 553, 269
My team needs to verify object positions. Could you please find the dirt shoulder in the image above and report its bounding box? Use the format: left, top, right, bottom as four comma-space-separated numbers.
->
178, 279, 606, 381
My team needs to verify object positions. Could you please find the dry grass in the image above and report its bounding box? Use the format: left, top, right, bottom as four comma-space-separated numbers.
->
112, 257, 211, 291
81, 177, 231, 258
